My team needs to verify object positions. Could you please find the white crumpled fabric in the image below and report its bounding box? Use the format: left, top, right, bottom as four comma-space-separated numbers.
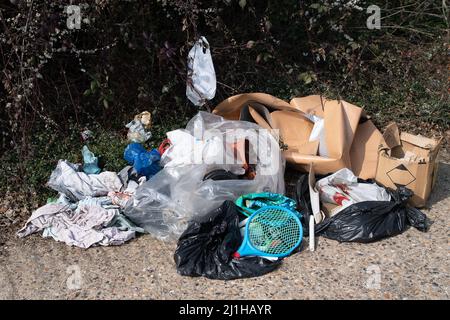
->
186, 36, 216, 106
47, 160, 123, 201
18, 160, 143, 248
17, 202, 136, 248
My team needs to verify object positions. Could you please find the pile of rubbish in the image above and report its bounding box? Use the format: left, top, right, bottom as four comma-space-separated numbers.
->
18, 160, 146, 248
18, 92, 441, 280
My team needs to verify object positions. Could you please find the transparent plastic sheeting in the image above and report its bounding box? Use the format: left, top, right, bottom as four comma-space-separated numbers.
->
124, 112, 285, 241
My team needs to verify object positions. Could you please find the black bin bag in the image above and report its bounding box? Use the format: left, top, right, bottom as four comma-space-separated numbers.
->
295, 175, 429, 243
174, 201, 282, 280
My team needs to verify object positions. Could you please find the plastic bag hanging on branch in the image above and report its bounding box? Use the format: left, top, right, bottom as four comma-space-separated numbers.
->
186, 36, 216, 107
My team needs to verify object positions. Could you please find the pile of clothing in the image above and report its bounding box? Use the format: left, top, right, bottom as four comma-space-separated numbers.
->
18, 161, 146, 248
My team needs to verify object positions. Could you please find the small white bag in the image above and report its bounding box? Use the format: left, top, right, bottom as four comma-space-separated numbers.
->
186, 36, 217, 106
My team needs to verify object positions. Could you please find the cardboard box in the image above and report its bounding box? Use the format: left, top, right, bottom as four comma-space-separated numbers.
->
213, 93, 384, 179
375, 123, 442, 207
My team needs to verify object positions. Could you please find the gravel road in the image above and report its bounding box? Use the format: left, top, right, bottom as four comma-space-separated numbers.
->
1, 154, 449, 300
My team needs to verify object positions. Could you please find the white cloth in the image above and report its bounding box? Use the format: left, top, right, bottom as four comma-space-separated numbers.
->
17, 203, 136, 248
47, 160, 123, 201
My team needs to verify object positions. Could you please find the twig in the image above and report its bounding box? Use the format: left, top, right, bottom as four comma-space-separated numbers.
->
217, 81, 238, 93
380, 25, 436, 37
61, 66, 79, 126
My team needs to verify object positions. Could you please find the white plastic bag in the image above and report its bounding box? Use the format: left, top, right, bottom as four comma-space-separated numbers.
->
125, 119, 152, 143
186, 36, 216, 106
308, 115, 329, 157
124, 112, 285, 241
316, 168, 391, 215
161, 129, 245, 175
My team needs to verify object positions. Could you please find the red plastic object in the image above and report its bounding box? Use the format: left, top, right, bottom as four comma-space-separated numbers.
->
158, 138, 171, 156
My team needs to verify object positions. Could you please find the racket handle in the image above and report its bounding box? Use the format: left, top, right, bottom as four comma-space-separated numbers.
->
239, 218, 249, 228
233, 252, 241, 259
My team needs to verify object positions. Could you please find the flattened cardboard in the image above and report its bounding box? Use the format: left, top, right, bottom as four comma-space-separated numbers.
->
271, 110, 318, 155
321, 202, 339, 218
213, 92, 294, 120
241, 102, 319, 155
350, 120, 384, 179
246, 105, 272, 129
375, 123, 442, 207
290, 95, 382, 179
214, 93, 384, 179
290, 95, 328, 116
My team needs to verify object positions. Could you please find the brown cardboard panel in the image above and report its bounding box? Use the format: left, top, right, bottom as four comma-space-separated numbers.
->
323, 99, 347, 160
291, 97, 362, 162
282, 141, 320, 155
290, 95, 328, 117
292, 98, 363, 167
214, 93, 384, 179
400, 132, 440, 149
323, 99, 362, 168
213, 93, 294, 120
295, 141, 320, 155
321, 202, 339, 218
350, 120, 384, 180
382, 123, 401, 150
246, 105, 272, 129
271, 110, 316, 155
286, 153, 349, 175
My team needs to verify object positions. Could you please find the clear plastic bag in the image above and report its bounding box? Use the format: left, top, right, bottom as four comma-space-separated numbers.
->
124, 112, 285, 241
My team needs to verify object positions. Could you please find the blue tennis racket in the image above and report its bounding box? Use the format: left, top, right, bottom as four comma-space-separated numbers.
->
234, 206, 303, 259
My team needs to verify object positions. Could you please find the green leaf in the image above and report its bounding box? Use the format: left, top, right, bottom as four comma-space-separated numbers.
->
298, 72, 316, 85
239, 0, 246, 9
246, 40, 255, 49
350, 42, 360, 50
90, 81, 98, 92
